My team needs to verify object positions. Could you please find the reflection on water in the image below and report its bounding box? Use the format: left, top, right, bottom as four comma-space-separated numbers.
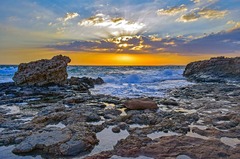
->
88, 126, 129, 156
111, 155, 153, 159
176, 155, 192, 159
103, 102, 116, 109
174, 108, 197, 114
46, 122, 66, 129
220, 137, 240, 148
147, 131, 179, 140
0, 145, 42, 159
186, 125, 209, 140
188, 123, 208, 130
129, 124, 149, 128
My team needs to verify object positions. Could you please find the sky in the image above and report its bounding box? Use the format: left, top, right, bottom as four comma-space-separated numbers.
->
0, 0, 239, 65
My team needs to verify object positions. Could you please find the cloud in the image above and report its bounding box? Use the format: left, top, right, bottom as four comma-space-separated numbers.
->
177, 8, 228, 22
177, 13, 200, 22
157, 5, 187, 16
63, 13, 79, 22
191, 0, 201, 3
198, 9, 227, 19
168, 29, 240, 54
78, 14, 146, 37
227, 21, 240, 31
46, 28, 240, 55
190, 0, 215, 4
56, 12, 79, 23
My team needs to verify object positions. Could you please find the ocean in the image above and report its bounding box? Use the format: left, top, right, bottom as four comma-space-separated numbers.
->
0, 65, 192, 98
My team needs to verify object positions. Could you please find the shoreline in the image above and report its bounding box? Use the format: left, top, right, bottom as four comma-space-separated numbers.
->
0, 80, 240, 158
1, 56, 239, 158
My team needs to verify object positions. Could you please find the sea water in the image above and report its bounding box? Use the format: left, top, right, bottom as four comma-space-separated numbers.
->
0, 66, 192, 98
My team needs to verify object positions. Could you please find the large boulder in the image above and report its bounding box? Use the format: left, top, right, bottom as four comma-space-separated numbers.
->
124, 98, 158, 110
184, 57, 240, 82
13, 55, 71, 86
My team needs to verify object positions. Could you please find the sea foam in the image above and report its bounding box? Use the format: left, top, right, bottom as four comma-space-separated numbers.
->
0, 66, 192, 98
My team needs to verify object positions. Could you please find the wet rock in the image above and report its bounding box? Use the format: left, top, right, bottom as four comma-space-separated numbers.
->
13, 55, 71, 86
60, 140, 86, 156
85, 112, 101, 122
13, 122, 99, 156
114, 135, 151, 157
112, 126, 121, 133
32, 112, 68, 125
94, 77, 105, 85
63, 97, 85, 104
118, 122, 128, 130
184, 56, 240, 82
140, 136, 239, 158
68, 77, 104, 89
13, 129, 72, 154
160, 98, 179, 106
124, 98, 158, 110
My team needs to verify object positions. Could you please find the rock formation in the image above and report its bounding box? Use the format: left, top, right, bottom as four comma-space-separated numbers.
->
184, 56, 240, 82
13, 55, 71, 86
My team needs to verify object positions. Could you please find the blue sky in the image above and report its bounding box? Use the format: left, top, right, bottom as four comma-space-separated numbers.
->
0, 0, 239, 64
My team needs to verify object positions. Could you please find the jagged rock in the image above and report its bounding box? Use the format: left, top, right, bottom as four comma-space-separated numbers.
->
68, 77, 104, 89
124, 98, 158, 110
184, 56, 240, 82
13, 55, 71, 86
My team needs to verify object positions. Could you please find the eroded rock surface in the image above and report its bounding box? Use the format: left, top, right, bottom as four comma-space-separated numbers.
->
124, 98, 158, 110
13, 55, 71, 86
184, 56, 240, 82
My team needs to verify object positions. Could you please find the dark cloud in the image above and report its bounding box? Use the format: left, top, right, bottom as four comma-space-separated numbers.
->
47, 29, 240, 54
168, 28, 240, 54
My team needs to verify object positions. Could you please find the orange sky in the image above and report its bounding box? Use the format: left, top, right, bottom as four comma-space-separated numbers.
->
0, 48, 232, 66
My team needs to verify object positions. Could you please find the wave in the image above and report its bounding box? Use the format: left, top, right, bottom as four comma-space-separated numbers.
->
102, 69, 185, 84
0, 66, 17, 83
0, 66, 192, 98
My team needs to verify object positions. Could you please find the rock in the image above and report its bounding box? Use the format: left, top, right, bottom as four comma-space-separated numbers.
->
68, 77, 104, 89
124, 98, 158, 110
160, 98, 179, 106
13, 55, 71, 86
13, 130, 72, 154
184, 56, 240, 82
85, 112, 101, 122
118, 122, 128, 130
140, 136, 239, 158
112, 126, 121, 133
12, 122, 99, 156
114, 135, 152, 157
60, 140, 86, 156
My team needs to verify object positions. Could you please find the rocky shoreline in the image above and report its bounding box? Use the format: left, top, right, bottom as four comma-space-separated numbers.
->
0, 56, 240, 159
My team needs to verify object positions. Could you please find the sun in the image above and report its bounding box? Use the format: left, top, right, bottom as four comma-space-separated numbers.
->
115, 54, 135, 64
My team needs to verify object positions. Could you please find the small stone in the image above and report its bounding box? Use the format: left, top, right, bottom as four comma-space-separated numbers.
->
118, 122, 128, 130
14, 137, 25, 144
112, 126, 121, 133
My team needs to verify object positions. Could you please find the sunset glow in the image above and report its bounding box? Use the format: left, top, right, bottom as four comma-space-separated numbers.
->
0, 0, 239, 65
